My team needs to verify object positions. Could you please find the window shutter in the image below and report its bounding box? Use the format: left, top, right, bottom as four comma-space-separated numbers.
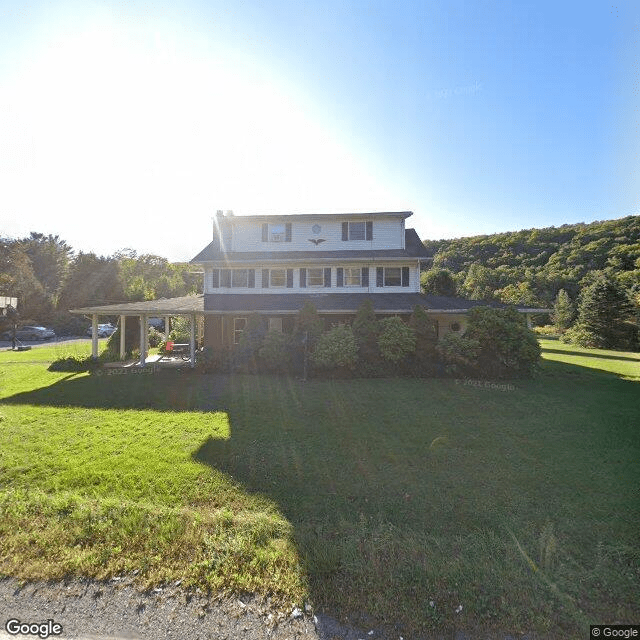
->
248, 269, 255, 288
402, 267, 410, 287
324, 268, 331, 287
221, 269, 231, 288
262, 223, 268, 242
286, 269, 294, 288
376, 267, 384, 287
211, 269, 219, 289
366, 221, 373, 240
262, 269, 269, 288
299, 268, 306, 288
362, 267, 369, 287
285, 223, 292, 242
341, 222, 349, 241
336, 267, 344, 287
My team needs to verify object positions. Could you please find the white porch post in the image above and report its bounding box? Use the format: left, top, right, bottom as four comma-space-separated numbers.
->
190, 313, 196, 368
139, 314, 146, 366
119, 315, 126, 360
164, 315, 170, 341
526, 313, 532, 329
91, 314, 98, 358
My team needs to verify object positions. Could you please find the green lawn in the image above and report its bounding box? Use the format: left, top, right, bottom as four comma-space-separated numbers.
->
0, 342, 638, 638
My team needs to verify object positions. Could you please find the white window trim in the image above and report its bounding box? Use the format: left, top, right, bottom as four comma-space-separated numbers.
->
233, 317, 247, 344
231, 269, 249, 288
307, 268, 324, 287
269, 269, 286, 288
384, 267, 402, 287
344, 267, 361, 287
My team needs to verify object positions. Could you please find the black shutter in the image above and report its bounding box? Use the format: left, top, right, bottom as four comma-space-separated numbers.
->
324, 268, 331, 287
402, 267, 410, 287
336, 267, 344, 287
262, 223, 268, 242
376, 267, 384, 287
248, 269, 255, 288
299, 268, 306, 288
221, 269, 231, 288
342, 222, 349, 241
286, 269, 294, 288
366, 221, 373, 240
262, 269, 269, 288
211, 269, 219, 288
285, 223, 292, 242
362, 267, 369, 287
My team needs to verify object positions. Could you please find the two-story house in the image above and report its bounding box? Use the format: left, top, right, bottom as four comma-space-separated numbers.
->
192, 210, 436, 347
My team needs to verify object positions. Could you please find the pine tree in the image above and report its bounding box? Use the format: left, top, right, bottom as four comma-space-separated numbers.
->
551, 289, 575, 332
575, 274, 635, 349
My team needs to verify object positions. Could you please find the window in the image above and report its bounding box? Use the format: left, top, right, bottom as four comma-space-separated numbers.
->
231, 269, 248, 288
234, 318, 246, 344
262, 222, 292, 242
269, 269, 286, 287
269, 317, 283, 332
342, 220, 373, 241
212, 269, 254, 288
344, 267, 361, 286
307, 268, 324, 287
384, 267, 402, 287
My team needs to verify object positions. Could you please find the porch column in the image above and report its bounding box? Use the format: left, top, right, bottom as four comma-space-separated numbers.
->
139, 314, 146, 366
119, 315, 126, 360
91, 314, 99, 358
164, 315, 170, 341
190, 313, 196, 368
525, 313, 532, 329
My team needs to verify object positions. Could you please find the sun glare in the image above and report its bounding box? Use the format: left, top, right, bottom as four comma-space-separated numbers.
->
1, 17, 400, 257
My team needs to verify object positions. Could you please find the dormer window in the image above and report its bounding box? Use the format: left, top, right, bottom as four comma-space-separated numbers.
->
342, 221, 373, 241
262, 222, 292, 242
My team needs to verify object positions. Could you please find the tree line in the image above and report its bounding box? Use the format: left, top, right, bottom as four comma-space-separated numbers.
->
421, 215, 640, 350
0, 233, 201, 334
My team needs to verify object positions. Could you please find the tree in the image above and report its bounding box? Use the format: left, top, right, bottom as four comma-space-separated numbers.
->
420, 268, 457, 296
408, 305, 438, 361
18, 232, 72, 300
377, 317, 416, 362
352, 299, 380, 363
311, 324, 358, 370
551, 289, 575, 332
570, 274, 636, 349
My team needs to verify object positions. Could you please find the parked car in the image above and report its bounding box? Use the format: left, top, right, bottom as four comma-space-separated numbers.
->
86, 323, 117, 338
1, 325, 56, 341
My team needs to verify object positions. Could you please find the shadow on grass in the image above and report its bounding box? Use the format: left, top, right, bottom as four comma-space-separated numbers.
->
541, 347, 640, 362
0, 369, 228, 412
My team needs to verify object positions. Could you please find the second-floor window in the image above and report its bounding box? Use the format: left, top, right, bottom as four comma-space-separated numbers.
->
211, 269, 255, 288
261, 268, 294, 288
342, 221, 373, 241
344, 267, 362, 286
376, 266, 410, 287
307, 268, 324, 286
262, 222, 292, 242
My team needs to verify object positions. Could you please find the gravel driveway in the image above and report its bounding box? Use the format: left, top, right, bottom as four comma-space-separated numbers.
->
0, 577, 375, 640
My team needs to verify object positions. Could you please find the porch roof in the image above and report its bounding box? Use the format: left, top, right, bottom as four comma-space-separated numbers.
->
69, 295, 205, 316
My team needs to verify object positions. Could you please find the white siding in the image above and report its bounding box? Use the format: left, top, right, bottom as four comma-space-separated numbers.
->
230, 216, 405, 252
204, 263, 421, 294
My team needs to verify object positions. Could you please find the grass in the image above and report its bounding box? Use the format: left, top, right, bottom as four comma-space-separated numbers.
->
0, 341, 639, 638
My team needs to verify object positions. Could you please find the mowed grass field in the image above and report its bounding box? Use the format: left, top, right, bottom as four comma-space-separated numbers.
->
0, 339, 638, 638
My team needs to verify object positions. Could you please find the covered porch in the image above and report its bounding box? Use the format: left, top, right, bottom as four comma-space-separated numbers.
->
70, 295, 205, 368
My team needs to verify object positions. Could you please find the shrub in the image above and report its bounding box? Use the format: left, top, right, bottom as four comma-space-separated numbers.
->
377, 317, 416, 362
48, 356, 102, 373
294, 302, 324, 344
560, 323, 600, 347
148, 327, 164, 348
533, 325, 559, 336
195, 346, 231, 373
353, 299, 381, 365
233, 314, 268, 372
464, 306, 541, 378
436, 333, 482, 376
408, 306, 438, 360
311, 325, 358, 371
258, 330, 294, 372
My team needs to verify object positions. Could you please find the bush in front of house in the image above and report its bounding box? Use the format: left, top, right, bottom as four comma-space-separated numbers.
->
148, 327, 164, 348
311, 324, 358, 373
48, 356, 102, 372
259, 330, 295, 372
195, 345, 231, 373
464, 306, 541, 378
377, 316, 416, 363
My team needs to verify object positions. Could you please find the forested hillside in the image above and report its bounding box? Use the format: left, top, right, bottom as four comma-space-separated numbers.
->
422, 215, 640, 308
0, 234, 201, 334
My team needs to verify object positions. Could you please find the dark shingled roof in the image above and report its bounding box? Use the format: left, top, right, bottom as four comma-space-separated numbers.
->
203, 293, 505, 314
190, 229, 431, 264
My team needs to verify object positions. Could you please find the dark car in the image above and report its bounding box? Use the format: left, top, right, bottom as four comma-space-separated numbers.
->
1, 325, 56, 341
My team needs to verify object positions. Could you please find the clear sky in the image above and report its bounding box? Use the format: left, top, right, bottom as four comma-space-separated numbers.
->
0, 0, 638, 261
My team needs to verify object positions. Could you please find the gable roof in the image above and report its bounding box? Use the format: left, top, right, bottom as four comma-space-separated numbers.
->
191, 228, 430, 264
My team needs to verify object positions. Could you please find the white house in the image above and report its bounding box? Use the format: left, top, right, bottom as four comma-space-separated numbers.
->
191, 210, 488, 348
71, 211, 543, 365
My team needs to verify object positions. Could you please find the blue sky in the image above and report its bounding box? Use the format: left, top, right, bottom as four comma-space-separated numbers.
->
0, 0, 638, 261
